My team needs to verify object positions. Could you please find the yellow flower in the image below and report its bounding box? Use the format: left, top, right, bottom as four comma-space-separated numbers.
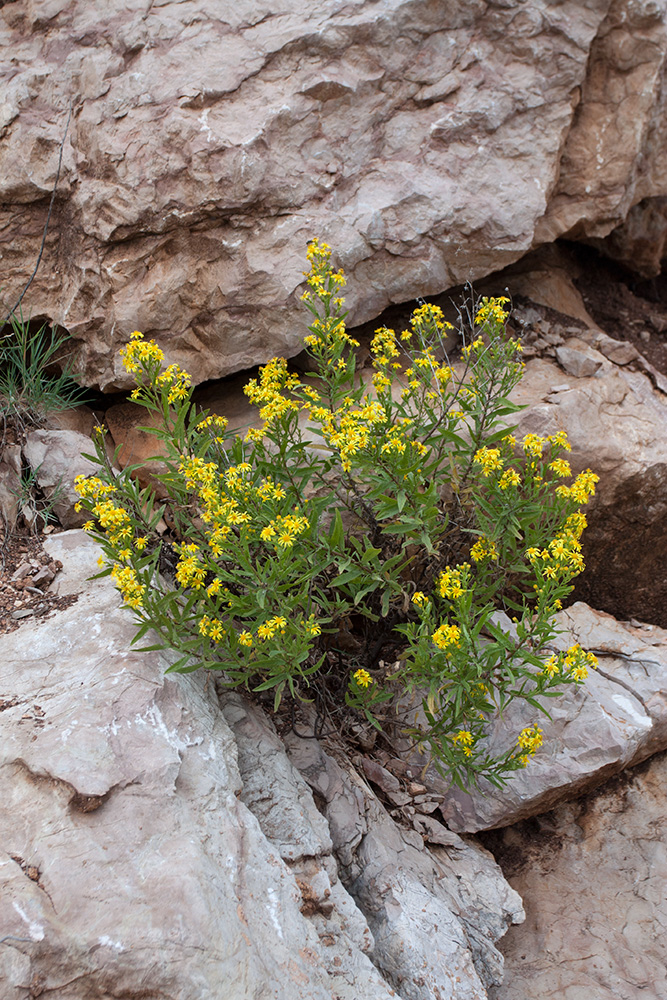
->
432, 622, 461, 651
238, 631, 253, 647
517, 725, 543, 755
473, 447, 504, 477
353, 668, 373, 688
470, 537, 498, 563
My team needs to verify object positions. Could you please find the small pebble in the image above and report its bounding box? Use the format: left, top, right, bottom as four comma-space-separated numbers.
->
11, 609, 35, 620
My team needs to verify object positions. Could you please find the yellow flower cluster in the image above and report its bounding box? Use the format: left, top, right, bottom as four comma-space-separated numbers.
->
155, 363, 192, 404
371, 326, 400, 366
522, 433, 545, 458
542, 644, 598, 682
475, 296, 510, 326
432, 622, 461, 652
244, 357, 301, 427
498, 468, 521, 490
300, 239, 346, 305
526, 510, 588, 581
175, 542, 207, 590
353, 668, 373, 688
74, 476, 137, 549
111, 564, 146, 610
470, 536, 498, 562
474, 446, 504, 477
407, 303, 453, 337
257, 616, 288, 640
259, 513, 309, 549
555, 469, 599, 504
548, 458, 571, 478
199, 615, 227, 643
412, 591, 429, 607
316, 397, 386, 472
438, 565, 468, 600
120, 331, 165, 374
451, 729, 475, 756
516, 725, 543, 755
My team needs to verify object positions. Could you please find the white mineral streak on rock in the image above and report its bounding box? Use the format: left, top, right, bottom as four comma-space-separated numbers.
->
1, 0, 666, 388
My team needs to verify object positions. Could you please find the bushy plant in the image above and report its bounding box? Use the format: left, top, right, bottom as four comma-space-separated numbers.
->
75, 241, 599, 788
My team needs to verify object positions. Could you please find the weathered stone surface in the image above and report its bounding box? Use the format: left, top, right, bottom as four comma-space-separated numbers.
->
285, 733, 524, 998
2, 0, 666, 388
22, 429, 100, 528
0, 531, 397, 998
487, 752, 667, 1000
0, 529, 526, 999
438, 603, 667, 832
509, 341, 667, 625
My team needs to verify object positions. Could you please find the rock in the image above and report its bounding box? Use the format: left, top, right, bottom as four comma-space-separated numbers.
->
360, 757, 402, 795
2, 0, 666, 388
487, 752, 667, 1000
220, 695, 396, 998
104, 401, 170, 488
437, 603, 667, 833
0, 529, 524, 999
554, 341, 604, 378
0, 444, 22, 530
286, 733, 524, 997
43, 405, 97, 437
0, 530, 401, 999
22, 429, 101, 528
509, 348, 667, 626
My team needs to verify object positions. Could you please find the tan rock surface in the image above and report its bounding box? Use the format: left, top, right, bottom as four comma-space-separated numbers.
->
486, 752, 667, 1000
2, 0, 666, 388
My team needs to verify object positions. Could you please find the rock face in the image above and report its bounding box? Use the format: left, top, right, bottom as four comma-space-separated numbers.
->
438, 603, 667, 833
486, 752, 667, 1000
0, 530, 523, 999
2, 0, 666, 388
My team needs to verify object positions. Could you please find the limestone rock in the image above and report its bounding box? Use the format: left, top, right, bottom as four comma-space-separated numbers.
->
22, 429, 101, 528
285, 733, 524, 998
509, 348, 667, 626
0, 531, 393, 998
438, 603, 667, 833
0, 444, 22, 529
2, 0, 666, 388
0, 529, 525, 999
488, 752, 667, 1000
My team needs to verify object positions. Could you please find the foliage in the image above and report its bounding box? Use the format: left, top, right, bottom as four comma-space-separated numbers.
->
75, 240, 600, 789
0, 314, 87, 434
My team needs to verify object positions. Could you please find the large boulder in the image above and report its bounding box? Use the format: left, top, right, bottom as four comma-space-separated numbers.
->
1, 0, 666, 388
0, 530, 523, 999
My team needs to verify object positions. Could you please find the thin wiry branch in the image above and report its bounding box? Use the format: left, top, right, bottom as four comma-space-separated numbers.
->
0, 101, 73, 337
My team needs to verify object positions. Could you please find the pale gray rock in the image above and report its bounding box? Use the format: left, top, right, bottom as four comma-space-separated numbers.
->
438, 603, 667, 832
488, 751, 667, 1000
0, 531, 400, 999
22, 429, 100, 528
286, 734, 524, 998
2, 0, 666, 388
554, 341, 604, 379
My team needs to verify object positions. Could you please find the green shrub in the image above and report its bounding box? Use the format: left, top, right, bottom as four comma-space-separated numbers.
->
75, 240, 599, 788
